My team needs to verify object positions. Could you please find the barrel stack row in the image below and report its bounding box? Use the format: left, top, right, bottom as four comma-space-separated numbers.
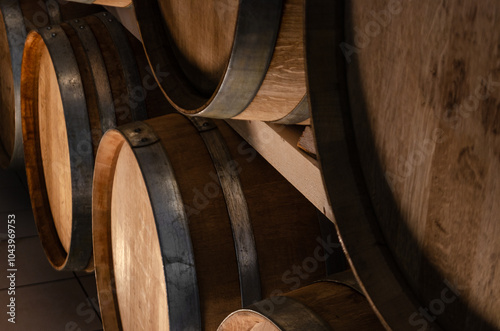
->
1, 0, 499, 330
1, 0, 382, 330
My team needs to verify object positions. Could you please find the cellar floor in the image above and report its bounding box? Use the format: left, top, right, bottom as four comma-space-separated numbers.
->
0, 169, 102, 331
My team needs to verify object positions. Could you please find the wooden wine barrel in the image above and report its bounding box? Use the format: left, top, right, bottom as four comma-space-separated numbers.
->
308, 1, 500, 330
218, 271, 384, 331
0, 0, 100, 170
132, 0, 309, 124
66, 0, 131, 7
92, 113, 339, 330
21, 12, 149, 271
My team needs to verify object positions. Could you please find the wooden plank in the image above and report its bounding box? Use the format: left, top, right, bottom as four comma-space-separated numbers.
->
226, 120, 333, 221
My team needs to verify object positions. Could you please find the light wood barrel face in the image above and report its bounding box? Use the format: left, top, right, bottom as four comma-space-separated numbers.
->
158, 0, 238, 95
134, 0, 308, 123
38, 44, 73, 253
111, 141, 169, 331
344, 1, 500, 329
0, 10, 15, 167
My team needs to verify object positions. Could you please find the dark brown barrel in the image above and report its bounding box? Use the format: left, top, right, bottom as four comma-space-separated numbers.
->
21, 12, 152, 271
218, 271, 384, 331
132, 0, 310, 124
0, 0, 100, 170
308, 1, 500, 330
92, 113, 340, 330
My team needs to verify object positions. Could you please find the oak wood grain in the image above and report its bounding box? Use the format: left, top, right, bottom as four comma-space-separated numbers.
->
345, 1, 500, 329
93, 114, 335, 330
38, 44, 73, 253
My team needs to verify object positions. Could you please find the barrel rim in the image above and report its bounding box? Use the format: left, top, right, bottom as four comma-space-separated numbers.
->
21, 27, 94, 271
132, 0, 282, 118
92, 121, 202, 330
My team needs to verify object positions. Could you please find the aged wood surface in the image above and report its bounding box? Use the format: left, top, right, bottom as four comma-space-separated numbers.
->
111, 142, 169, 331
133, 0, 309, 122
38, 44, 73, 253
346, 1, 500, 329
218, 275, 384, 331
309, 0, 499, 330
93, 114, 334, 330
226, 119, 333, 220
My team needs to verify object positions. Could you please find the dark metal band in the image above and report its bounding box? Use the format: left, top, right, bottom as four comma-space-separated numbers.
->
272, 96, 310, 125
45, 0, 62, 25
0, 0, 26, 170
118, 121, 202, 330
133, 0, 283, 118
68, 17, 116, 133
95, 12, 148, 121
39, 25, 94, 270
190, 117, 262, 307
249, 296, 331, 331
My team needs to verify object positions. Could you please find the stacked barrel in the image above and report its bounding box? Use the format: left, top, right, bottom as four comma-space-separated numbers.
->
1, 0, 498, 330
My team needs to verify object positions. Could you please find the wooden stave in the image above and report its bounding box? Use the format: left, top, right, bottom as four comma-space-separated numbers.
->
217, 271, 384, 331
0, 0, 101, 170
306, 1, 436, 330
132, 0, 310, 123
346, 1, 500, 330
21, 13, 147, 271
92, 113, 333, 330
308, 1, 500, 331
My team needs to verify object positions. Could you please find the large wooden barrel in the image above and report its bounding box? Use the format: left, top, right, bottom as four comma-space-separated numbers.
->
0, 0, 100, 170
132, 0, 309, 124
66, 0, 131, 7
218, 271, 384, 331
21, 12, 152, 271
308, 1, 500, 330
92, 113, 339, 330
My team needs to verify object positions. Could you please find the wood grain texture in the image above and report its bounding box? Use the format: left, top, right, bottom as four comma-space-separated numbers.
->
111, 141, 169, 331
38, 44, 73, 253
158, 0, 238, 94
345, 1, 500, 329
226, 120, 333, 220
233, 0, 306, 122
93, 113, 334, 330
297, 126, 317, 158
218, 280, 384, 331
134, 0, 308, 122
